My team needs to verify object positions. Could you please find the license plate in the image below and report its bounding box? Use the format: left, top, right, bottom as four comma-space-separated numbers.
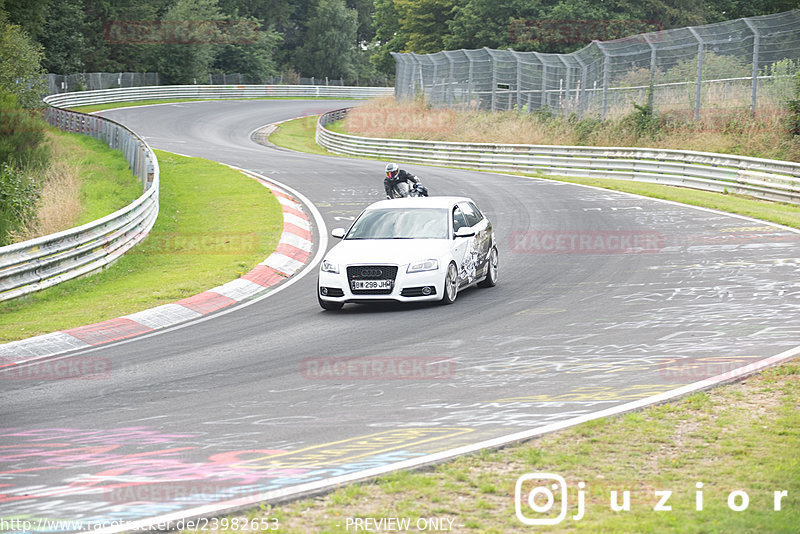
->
352, 279, 392, 290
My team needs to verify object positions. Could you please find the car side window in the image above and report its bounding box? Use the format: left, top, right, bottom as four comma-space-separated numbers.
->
453, 206, 468, 233
460, 202, 483, 227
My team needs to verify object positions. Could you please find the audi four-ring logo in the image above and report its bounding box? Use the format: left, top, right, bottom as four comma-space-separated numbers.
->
359, 268, 383, 277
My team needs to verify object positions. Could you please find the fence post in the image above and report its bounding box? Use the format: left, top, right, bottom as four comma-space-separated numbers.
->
574, 55, 587, 119
511, 50, 522, 111
558, 55, 571, 117
688, 27, 704, 122
486, 48, 497, 112
443, 51, 455, 107
643, 34, 658, 114
467, 50, 474, 110
743, 18, 760, 115
594, 41, 611, 120
533, 52, 546, 111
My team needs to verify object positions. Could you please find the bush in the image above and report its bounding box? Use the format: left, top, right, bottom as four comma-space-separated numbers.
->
0, 163, 39, 246
788, 71, 800, 136
0, 91, 50, 169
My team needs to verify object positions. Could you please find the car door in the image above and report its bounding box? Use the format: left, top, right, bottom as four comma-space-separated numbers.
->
458, 201, 491, 281
451, 204, 472, 286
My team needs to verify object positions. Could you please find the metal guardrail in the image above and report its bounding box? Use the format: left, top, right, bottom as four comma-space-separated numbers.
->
45, 85, 394, 108
0, 107, 159, 302
0, 86, 393, 303
317, 108, 800, 205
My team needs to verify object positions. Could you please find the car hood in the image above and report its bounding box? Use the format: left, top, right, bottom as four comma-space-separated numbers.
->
325, 238, 450, 266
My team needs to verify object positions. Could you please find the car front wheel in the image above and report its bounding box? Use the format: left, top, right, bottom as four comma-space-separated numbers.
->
441, 262, 459, 305
478, 246, 498, 288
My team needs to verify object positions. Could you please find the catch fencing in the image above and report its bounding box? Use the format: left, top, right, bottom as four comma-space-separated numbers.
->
317, 108, 800, 205
393, 9, 800, 120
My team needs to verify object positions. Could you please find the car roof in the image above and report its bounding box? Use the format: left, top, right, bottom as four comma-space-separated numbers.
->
365, 197, 475, 210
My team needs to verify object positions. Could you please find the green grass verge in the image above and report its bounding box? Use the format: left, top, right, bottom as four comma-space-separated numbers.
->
270, 118, 800, 231
188, 360, 800, 533
269, 116, 334, 156
0, 150, 282, 342
50, 129, 144, 225
70, 97, 363, 114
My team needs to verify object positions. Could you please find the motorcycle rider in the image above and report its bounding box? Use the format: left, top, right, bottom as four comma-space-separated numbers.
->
384, 162, 421, 198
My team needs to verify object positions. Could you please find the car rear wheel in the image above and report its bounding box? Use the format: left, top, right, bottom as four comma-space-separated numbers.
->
441, 262, 459, 305
478, 246, 498, 288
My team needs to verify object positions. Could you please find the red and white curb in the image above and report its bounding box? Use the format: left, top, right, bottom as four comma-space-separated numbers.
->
0, 172, 315, 367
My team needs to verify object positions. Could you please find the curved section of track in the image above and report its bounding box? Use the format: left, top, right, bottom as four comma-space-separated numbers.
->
1, 100, 799, 529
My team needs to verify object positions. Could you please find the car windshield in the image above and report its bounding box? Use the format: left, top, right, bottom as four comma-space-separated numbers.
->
346, 208, 448, 240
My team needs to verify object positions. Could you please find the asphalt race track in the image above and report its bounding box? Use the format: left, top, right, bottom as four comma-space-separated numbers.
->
2, 100, 799, 529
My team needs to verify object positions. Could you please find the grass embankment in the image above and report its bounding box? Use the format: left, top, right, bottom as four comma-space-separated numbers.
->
268, 116, 333, 156
190, 360, 799, 533
269, 97, 800, 230
13, 128, 141, 241
0, 150, 282, 343
344, 96, 800, 162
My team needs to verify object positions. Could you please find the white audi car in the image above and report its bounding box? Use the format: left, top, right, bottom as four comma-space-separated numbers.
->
317, 196, 498, 310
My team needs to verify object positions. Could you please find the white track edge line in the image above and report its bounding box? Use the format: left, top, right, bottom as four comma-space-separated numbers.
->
90, 346, 800, 534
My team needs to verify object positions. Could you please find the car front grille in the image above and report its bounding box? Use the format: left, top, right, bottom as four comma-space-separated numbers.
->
347, 265, 398, 295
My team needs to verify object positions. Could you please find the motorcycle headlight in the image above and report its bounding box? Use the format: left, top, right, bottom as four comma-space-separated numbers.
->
407, 259, 438, 273
321, 260, 339, 274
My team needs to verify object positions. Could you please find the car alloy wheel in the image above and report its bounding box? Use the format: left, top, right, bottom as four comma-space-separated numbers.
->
441, 262, 458, 305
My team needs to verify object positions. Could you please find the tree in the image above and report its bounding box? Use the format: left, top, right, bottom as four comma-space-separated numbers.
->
39, 0, 86, 73
150, 0, 226, 84
445, 0, 539, 50
0, 15, 46, 108
1, 0, 49, 42
394, 0, 456, 53
294, 0, 358, 81
211, 23, 282, 82
371, 0, 406, 75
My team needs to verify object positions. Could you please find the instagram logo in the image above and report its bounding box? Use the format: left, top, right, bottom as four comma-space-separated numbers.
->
515, 473, 585, 525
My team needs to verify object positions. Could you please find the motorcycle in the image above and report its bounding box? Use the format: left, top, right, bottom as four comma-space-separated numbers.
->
389, 182, 429, 198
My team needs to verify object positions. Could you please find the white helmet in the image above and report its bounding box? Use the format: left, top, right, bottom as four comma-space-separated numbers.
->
385, 162, 399, 177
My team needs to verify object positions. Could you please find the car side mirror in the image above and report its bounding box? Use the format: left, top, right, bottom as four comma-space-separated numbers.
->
331, 228, 346, 239
454, 227, 475, 239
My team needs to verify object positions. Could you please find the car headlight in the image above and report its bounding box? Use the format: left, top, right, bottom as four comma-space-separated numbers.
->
321, 259, 339, 274
407, 259, 439, 273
